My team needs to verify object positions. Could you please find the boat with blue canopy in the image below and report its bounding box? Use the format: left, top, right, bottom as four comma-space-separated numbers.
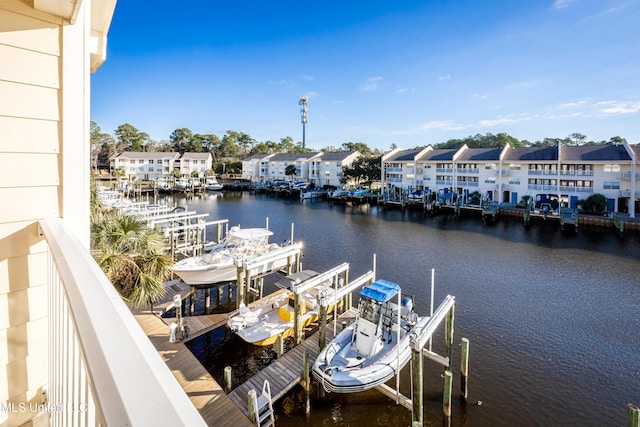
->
312, 279, 428, 393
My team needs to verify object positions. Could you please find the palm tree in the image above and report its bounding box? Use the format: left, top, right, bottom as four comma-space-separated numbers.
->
90, 185, 172, 308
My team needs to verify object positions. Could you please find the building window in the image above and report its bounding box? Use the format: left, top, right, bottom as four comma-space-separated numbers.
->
201, 160, 206, 164
603, 181, 620, 190
139, 159, 144, 164
149, 159, 154, 164
604, 164, 621, 172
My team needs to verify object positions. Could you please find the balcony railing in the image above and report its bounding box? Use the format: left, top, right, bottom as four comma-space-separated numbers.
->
39, 218, 206, 426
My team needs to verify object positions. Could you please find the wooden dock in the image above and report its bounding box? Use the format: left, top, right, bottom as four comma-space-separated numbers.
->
133, 282, 253, 427
132, 278, 363, 426
228, 308, 358, 417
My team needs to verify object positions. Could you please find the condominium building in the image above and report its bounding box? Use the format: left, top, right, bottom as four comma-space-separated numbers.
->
242, 151, 362, 188
110, 151, 212, 180
381, 142, 638, 216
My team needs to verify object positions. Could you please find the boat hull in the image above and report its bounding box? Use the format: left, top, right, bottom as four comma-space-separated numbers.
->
312, 315, 429, 393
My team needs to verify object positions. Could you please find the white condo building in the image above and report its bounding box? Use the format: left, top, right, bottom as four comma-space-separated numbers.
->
381, 143, 639, 217
242, 151, 362, 188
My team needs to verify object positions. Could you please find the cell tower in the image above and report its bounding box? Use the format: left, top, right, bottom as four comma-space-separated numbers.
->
299, 95, 308, 148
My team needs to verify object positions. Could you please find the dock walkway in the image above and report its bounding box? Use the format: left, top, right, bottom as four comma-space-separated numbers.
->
228, 308, 358, 416
134, 280, 359, 426
133, 282, 253, 427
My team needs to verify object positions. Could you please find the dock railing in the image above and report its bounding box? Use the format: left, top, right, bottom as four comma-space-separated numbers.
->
39, 218, 206, 426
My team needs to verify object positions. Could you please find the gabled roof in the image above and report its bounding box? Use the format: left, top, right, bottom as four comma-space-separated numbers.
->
319, 151, 359, 161
502, 146, 558, 162
385, 149, 422, 162
560, 145, 632, 162
110, 152, 180, 160
180, 152, 211, 160
456, 148, 503, 162
268, 152, 321, 161
243, 153, 274, 161
420, 149, 458, 161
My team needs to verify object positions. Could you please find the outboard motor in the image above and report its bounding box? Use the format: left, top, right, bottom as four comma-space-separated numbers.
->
400, 296, 413, 318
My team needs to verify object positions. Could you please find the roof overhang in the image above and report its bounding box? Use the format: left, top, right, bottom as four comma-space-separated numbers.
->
33, 0, 117, 72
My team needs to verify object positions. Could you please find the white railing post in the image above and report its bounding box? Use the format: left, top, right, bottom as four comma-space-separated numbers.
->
41, 218, 206, 426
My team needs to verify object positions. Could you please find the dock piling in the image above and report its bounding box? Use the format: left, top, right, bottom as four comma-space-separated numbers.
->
445, 304, 455, 368
443, 370, 453, 418
629, 403, 640, 427
461, 338, 469, 400
224, 366, 232, 393
303, 352, 311, 415
247, 389, 258, 425
276, 334, 284, 358
411, 337, 424, 426
319, 305, 328, 350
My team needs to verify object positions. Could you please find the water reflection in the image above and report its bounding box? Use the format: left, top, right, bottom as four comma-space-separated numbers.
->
158, 192, 639, 427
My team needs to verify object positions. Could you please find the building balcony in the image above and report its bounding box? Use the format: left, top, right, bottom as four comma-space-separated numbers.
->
456, 168, 479, 174
559, 186, 594, 193
436, 168, 454, 174
38, 218, 206, 426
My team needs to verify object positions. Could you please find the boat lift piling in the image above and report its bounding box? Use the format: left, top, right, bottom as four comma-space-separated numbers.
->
291, 262, 351, 345
406, 294, 457, 426
236, 242, 304, 308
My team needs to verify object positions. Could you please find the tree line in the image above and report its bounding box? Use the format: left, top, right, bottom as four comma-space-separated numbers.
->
91, 121, 626, 178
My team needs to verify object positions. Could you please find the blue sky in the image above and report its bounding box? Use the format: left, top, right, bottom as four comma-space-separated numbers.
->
91, 0, 640, 151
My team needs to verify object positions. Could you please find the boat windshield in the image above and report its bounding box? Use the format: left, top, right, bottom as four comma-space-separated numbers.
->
359, 297, 382, 324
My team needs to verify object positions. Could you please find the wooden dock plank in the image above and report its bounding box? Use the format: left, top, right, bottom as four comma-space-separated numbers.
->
227, 308, 358, 417
132, 308, 253, 427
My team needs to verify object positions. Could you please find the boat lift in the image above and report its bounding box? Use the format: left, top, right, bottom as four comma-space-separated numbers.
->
290, 263, 350, 344
237, 242, 304, 308
359, 294, 456, 426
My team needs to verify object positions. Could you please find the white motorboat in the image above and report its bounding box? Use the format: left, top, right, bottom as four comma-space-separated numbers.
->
300, 189, 324, 199
312, 279, 428, 393
171, 227, 281, 285
156, 178, 171, 192
227, 270, 341, 346
174, 177, 190, 191
205, 177, 224, 191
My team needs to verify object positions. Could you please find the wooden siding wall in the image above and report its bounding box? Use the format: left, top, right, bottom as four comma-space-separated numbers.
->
0, 5, 61, 426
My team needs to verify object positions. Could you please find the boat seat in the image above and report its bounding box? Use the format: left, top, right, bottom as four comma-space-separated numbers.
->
333, 353, 365, 369
238, 303, 258, 325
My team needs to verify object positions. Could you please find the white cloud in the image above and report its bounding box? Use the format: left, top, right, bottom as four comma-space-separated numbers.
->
471, 93, 488, 100
552, 0, 575, 10
300, 74, 314, 81
594, 100, 640, 115
438, 74, 451, 81
359, 76, 384, 92
475, 114, 532, 128
557, 99, 590, 109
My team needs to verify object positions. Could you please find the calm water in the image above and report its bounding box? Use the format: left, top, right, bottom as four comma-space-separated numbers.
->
160, 191, 639, 427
